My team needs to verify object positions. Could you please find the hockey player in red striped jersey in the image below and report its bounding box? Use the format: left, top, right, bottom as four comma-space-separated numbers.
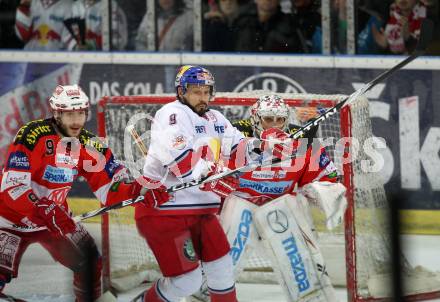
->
231, 94, 338, 205
0, 84, 169, 301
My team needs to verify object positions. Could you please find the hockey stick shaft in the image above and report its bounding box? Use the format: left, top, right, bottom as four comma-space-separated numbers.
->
74, 129, 269, 221
72, 126, 149, 222
73, 154, 292, 222
290, 19, 433, 140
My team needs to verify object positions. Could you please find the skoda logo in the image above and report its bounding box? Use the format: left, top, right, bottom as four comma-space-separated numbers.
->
266, 210, 289, 233
233, 72, 306, 93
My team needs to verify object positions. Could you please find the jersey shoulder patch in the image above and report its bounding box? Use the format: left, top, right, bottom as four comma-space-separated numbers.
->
232, 119, 253, 137
14, 119, 56, 151
78, 129, 107, 154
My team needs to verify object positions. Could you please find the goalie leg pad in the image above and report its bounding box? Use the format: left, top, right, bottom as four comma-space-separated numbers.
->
253, 194, 336, 302
219, 194, 259, 275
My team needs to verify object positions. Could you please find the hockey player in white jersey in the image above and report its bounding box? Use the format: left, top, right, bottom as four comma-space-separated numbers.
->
193, 95, 348, 302
134, 65, 244, 302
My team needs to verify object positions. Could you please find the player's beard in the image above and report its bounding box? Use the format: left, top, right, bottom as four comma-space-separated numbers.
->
194, 102, 208, 115
181, 97, 209, 116
52, 115, 85, 138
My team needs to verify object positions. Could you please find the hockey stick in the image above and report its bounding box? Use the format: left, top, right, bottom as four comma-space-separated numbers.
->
73, 21, 433, 223
73, 154, 291, 222
0, 292, 27, 302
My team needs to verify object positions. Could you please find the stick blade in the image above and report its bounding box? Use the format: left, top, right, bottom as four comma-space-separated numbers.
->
416, 18, 434, 53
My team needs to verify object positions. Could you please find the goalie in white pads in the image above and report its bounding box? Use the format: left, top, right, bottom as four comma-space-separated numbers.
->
195, 95, 348, 301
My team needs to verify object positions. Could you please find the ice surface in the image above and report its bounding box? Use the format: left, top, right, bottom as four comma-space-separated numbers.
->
3, 224, 439, 302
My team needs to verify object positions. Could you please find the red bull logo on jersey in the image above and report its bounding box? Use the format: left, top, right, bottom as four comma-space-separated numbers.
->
197, 71, 213, 82
34, 24, 61, 46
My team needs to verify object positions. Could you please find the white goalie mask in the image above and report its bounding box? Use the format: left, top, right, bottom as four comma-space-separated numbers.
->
250, 95, 290, 137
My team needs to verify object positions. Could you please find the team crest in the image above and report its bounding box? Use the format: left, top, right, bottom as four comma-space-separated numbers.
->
197, 71, 213, 81
48, 187, 70, 205
171, 135, 187, 150
183, 238, 197, 261
55, 85, 64, 95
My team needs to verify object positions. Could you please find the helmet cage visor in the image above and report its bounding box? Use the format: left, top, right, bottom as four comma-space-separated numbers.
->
250, 95, 290, 137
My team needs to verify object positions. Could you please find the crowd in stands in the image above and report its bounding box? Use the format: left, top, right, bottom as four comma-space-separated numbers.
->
0, 0, 439, 54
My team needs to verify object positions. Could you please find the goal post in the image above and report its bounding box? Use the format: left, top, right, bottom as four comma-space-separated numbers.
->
97, 92, 440, 301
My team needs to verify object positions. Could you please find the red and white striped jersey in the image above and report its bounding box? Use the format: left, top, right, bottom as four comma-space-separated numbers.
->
232, 119, 338, 205
0, 118, 137, 232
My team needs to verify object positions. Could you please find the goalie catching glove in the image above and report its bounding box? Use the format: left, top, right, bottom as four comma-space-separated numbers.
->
35, 197, 76, 237
131, 177, 171, 208
199, 162, 239, 198
260, 128, 294, 160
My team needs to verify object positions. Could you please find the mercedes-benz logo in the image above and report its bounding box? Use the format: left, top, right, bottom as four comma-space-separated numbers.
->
266, 210, 289, 233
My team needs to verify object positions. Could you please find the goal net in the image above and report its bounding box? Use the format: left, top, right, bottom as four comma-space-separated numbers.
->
97, 92, 440, 301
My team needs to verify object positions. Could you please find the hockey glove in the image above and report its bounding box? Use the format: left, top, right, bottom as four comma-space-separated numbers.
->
260, 128, 293, 160
131, 177, 171, 208
35, 197, 76, 237
199, 163, 239, 198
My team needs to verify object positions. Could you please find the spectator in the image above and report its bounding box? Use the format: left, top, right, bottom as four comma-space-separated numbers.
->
15, 0, 85, 50
117, 1, 146, 50
202, 0, 244, 51
331, 0, 347, 53
374, 0, 426, 54
290, 0, 322, 53
357, 3, 386, 54
136, 0, 193, 51
0, 0, 23, 49
234, 0, 305, 52
82, 0, 128, 50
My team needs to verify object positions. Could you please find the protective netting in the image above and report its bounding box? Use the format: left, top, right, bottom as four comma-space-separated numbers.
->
99, 92, 439, 300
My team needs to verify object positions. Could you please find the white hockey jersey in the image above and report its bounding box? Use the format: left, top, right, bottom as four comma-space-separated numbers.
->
137, 100, 244, 218
15, 0, 84, 50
